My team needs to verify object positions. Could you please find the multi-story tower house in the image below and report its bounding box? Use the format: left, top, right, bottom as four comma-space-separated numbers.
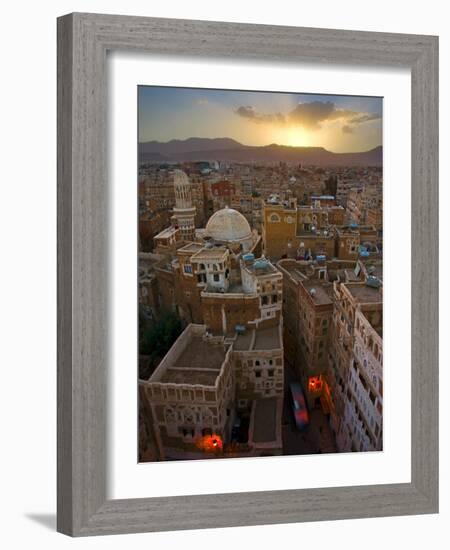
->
262, 196, 345, 261
171, 170, 197, 241
277, 258, 361, 409
143, 324, 235, 460
328, 281, 383, 452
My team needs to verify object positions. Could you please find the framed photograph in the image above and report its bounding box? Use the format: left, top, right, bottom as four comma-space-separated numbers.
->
57, 13, 438, 536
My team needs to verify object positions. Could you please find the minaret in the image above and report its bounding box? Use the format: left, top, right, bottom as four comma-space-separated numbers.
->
171, 170, 196, 241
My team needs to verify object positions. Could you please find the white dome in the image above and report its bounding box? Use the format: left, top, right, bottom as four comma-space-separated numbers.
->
205, 206, 252, 243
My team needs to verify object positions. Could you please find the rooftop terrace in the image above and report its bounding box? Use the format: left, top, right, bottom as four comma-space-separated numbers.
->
361, 259, 383, 281
346, 283, 382, 304
233, 329, 254, 351
177, 242, 203, 255
154, 226, 179, 240
277, 260, 309, 282
243, 258, 278, 276
191, 246, 228, 261
254, 325, 281, 350
302, 280, 333, 306
151, 327, 229, 387
233, 325, 281, 352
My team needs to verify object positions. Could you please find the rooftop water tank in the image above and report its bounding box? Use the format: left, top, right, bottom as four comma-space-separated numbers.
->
242, 253, 255, 262
253, 259, 269, 270
366, 276, 382, 288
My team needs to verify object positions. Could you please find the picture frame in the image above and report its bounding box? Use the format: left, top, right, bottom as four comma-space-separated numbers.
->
57, 12, 438, 536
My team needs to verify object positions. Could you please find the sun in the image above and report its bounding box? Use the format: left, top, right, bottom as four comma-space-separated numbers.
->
282, 127, 310, 147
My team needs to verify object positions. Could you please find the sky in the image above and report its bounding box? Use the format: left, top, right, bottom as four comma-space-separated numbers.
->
138, 86, 382, 153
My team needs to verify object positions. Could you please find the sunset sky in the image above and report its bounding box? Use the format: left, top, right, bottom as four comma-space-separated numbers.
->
138, 86, 382, 153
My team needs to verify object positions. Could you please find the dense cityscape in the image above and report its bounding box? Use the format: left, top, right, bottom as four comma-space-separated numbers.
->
138, 154, 383, 461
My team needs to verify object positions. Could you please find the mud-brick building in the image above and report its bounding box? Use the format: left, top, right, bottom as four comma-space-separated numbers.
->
262, 198, 345, 261
142, 324, 283, 460
143, 324, 235, 460
328, 281, 383, 452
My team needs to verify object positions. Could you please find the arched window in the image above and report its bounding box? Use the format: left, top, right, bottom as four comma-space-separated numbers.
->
270, 213, 281, 223
183, 408, 195, 424
165, 407, 177, 424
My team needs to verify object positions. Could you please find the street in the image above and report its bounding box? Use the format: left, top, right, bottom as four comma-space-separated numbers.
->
282, 361, 337, 455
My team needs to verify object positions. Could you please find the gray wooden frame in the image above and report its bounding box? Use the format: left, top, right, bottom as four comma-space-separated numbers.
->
57, 12, 439, 537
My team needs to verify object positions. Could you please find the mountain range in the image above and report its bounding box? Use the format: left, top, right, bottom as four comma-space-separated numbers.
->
139, 137, 382, 166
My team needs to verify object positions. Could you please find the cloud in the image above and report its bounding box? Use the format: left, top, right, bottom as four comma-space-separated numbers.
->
348, 112, 381, 124
235, 100, 381, 132
235, 105, 286, 125
195, 98, 209, 105
288, 101, 354, 130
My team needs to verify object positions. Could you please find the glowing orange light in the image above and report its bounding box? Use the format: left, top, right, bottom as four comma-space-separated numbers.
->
308, 376, 323, 392
195, 434, 223, 453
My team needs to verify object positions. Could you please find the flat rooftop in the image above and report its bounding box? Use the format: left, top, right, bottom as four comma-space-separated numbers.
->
233, 329, 255, 351
362, 260, 383, 280
154, 226, 179, 239
233, 325, 281, 352
177, 242, 203, 255
277, 260, 309, 282
347, 283, 382, 304
302, 280, 333, 306
254, 325, 281, 350
244, 259, 278, 276
252, 398, 278, 443
345, 269, 360, 282
191, 246, 228, 261
159, 336, 227, 386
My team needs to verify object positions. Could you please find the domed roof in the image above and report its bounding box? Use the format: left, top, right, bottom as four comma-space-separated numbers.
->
205, 206, 252, 243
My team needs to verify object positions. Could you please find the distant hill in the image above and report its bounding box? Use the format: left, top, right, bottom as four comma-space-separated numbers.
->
138, 138, 382, 166
139, 137, 244, 156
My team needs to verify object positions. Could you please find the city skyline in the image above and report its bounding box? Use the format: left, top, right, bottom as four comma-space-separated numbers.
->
138, 86, 382, 153
138, 86, 383, 462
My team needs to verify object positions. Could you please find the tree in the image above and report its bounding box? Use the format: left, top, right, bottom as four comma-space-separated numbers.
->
139, 311, 183, 379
